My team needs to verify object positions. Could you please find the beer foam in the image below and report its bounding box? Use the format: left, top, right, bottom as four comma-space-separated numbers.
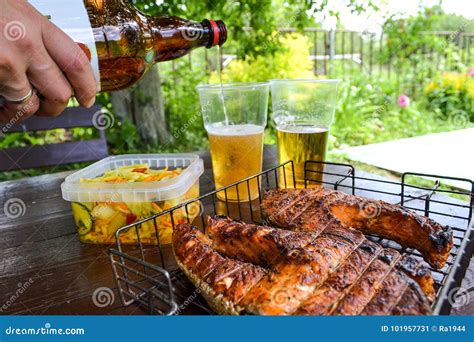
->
206, 123, 264, 136
277, 125, 328, 134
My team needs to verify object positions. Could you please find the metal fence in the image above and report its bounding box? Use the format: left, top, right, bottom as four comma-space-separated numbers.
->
284, 28, 473, 77
196, 28, 474, 79
167, 28, 473, 97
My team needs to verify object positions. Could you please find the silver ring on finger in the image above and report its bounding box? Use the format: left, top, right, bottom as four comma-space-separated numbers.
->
4, 88, 35, 105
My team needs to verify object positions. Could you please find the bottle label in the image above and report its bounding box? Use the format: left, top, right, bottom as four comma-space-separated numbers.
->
28, 0, 101, 91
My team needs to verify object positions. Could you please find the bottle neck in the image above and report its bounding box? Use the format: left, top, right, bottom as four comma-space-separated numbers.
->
147, 16, 227, 63
201, 19, 228, 48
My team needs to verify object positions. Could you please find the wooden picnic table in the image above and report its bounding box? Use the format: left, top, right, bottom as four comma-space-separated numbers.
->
0, 145, 472, 315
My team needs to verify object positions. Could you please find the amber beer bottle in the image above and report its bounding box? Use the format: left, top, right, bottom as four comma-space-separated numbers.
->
28, 0, 227, 91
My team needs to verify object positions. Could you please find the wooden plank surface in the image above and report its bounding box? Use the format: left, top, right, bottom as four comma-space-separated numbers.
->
0, 105, 108, 172
0, 145, 472, 315
0, 139, 108, 171
0, 105, 102, 132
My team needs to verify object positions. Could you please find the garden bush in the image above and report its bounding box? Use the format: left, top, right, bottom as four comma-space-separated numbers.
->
424, 71, 474, 123
210, 34, 314, 83
330, 75, 471, 149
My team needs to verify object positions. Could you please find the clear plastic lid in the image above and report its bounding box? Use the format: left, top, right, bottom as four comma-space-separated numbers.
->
61, 154, 204, 203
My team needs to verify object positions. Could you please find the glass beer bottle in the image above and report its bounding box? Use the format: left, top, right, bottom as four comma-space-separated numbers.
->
29, 0, 227, 92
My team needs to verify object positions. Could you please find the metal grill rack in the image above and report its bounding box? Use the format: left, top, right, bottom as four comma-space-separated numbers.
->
109, 160, 474, 315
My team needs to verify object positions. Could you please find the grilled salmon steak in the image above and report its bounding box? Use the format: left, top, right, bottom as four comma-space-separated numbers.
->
172, 216, 434, 315
262, 188, 453, 269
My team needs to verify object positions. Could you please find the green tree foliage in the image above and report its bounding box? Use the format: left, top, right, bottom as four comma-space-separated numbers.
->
380, 6, 444, 64
132, 0, 379, 58
431, 11, 474, 33
132, 0, 312, 58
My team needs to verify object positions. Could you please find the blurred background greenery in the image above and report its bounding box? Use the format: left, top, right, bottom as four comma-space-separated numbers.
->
1, 0, 473, 180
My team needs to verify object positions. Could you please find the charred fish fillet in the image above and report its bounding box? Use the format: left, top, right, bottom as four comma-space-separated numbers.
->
173, 217, 434, 315
206, 216, 434, 308
206, 216, 314, 266
262, 188, 453, 269
172, 223, 267, 314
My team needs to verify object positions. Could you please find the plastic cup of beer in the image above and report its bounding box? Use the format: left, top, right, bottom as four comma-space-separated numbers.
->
270, 79, 340, 188
197, 82, 270, 201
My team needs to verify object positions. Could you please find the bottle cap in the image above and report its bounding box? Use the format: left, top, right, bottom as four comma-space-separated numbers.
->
202, 19, 227, 47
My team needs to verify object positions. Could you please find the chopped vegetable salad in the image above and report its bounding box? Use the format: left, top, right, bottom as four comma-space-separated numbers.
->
71, 164, 199, 245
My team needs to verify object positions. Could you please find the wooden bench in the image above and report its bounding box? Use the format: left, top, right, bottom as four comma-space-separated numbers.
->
0, 105, 108, 172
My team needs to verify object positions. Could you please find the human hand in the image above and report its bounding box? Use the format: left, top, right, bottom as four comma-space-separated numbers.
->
0, 0, 97, 123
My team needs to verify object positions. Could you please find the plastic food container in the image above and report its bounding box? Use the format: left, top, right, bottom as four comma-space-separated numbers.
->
61, 154, 204, 245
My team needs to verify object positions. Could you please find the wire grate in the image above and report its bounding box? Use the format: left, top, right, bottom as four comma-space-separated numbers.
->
109, 160, 474, 315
